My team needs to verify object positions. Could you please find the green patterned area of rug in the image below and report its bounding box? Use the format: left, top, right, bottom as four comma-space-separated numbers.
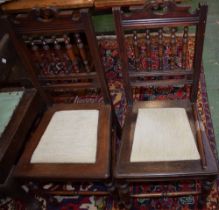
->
0, 91, 23, 137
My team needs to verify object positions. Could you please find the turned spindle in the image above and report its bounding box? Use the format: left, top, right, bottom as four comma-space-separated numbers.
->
170, 27, 176, 70
75, 33, 90, 72
30, 37, 40, 59
40, 36, 52, 75
63, 34, 79, 73
52, 36, 68, 74
158, 29, 164, 70
182, 26, 189, 69
145, 29, 151, 71
30, 38, 42, 74
133, 31, 139, 71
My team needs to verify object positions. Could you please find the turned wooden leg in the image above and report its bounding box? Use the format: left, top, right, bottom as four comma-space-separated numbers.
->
105, 180, 117, 208
117, 182, 132, 209
198, 178, 215, 209
0, 177, 41, 210
105, 181, 116, 193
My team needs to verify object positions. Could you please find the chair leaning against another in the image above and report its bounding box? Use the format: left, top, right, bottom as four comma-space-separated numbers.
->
0, 21, 44, 209
113, 1, 218, 209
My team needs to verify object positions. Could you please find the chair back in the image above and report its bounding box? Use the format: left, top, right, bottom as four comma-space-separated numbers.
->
113, 1, 208, 105
0, 20, 32, 88
6, 8, 111, 104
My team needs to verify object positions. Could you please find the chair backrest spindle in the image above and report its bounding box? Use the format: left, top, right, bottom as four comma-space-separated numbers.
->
75, 33, 91, 73
133, 30, 139, 71
6, 8, 112, 105
158, 28, 163, 70
170, 27, 176, 70
182, 26, 189, 70
145, 29, 152, 71
113, 1, 208, 105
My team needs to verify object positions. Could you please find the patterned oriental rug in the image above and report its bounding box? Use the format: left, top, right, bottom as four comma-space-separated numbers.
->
0, 36, 218, 210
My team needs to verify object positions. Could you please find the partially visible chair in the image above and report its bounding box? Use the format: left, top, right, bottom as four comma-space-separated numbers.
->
3, 5, 120, 205
0, 21, 43, 209
113, 1, 218, 209
0, 88, 43, 209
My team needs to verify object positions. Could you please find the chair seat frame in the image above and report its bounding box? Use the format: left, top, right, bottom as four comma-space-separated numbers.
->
15, 103, 112, 181
4, 7, 120, 201
113, 1, 218, 209
116, 99, 218, 180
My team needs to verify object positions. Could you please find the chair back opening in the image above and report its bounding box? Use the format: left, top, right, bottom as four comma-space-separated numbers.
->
113, 1, 208, 105
7, 8, 111, 105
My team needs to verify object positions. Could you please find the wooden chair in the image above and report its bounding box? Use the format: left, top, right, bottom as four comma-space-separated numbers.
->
0, 23, 43, 209
113, 1, 218, 209
0, 88, 43, 209
3, 3, 120, 204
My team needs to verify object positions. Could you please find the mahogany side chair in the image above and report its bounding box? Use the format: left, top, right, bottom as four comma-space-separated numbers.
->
113, 1, 218, 209
3, 6, 121, 202
0, 22, 43, 209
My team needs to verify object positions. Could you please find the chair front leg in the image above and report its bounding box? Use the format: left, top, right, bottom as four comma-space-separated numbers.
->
198, 178, 216, 209
105, 181, 116, 193
0, 178, 41, 210
117, 181, 132, 209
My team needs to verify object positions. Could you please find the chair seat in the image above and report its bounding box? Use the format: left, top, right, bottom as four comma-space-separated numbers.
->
14, 103, 112, 180
115, 100, 218, 179
31, 110, 99, 164
130, 108, 200, 162
0, 91, 24, 137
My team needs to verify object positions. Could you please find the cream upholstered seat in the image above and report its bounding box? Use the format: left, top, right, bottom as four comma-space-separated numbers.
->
31, 110, 99, 164
130, 108, 200, 162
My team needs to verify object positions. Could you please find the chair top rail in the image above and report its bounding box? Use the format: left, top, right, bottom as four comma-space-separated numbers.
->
122, 17, 199, 30
116, 1, 204, 29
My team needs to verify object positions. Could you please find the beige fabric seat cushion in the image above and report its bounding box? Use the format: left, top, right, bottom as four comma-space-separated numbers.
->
31, 110, 99, 164
130, 108, 200, 162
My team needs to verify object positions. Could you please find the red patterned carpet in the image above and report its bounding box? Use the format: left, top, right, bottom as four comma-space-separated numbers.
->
0, 36, 218, 210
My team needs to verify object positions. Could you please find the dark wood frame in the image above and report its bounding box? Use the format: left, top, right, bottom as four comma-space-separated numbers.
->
116, 100, 217, 179
15, 103, 112, 181
113, 1, 208, 105
0, 88, 42, 183
1, 15, 44, 209
2, 7, 121, 201
113, 1, 218, 209
0, 88, 43, 210
5, 7, 121, 136
6, 8, 111, 104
